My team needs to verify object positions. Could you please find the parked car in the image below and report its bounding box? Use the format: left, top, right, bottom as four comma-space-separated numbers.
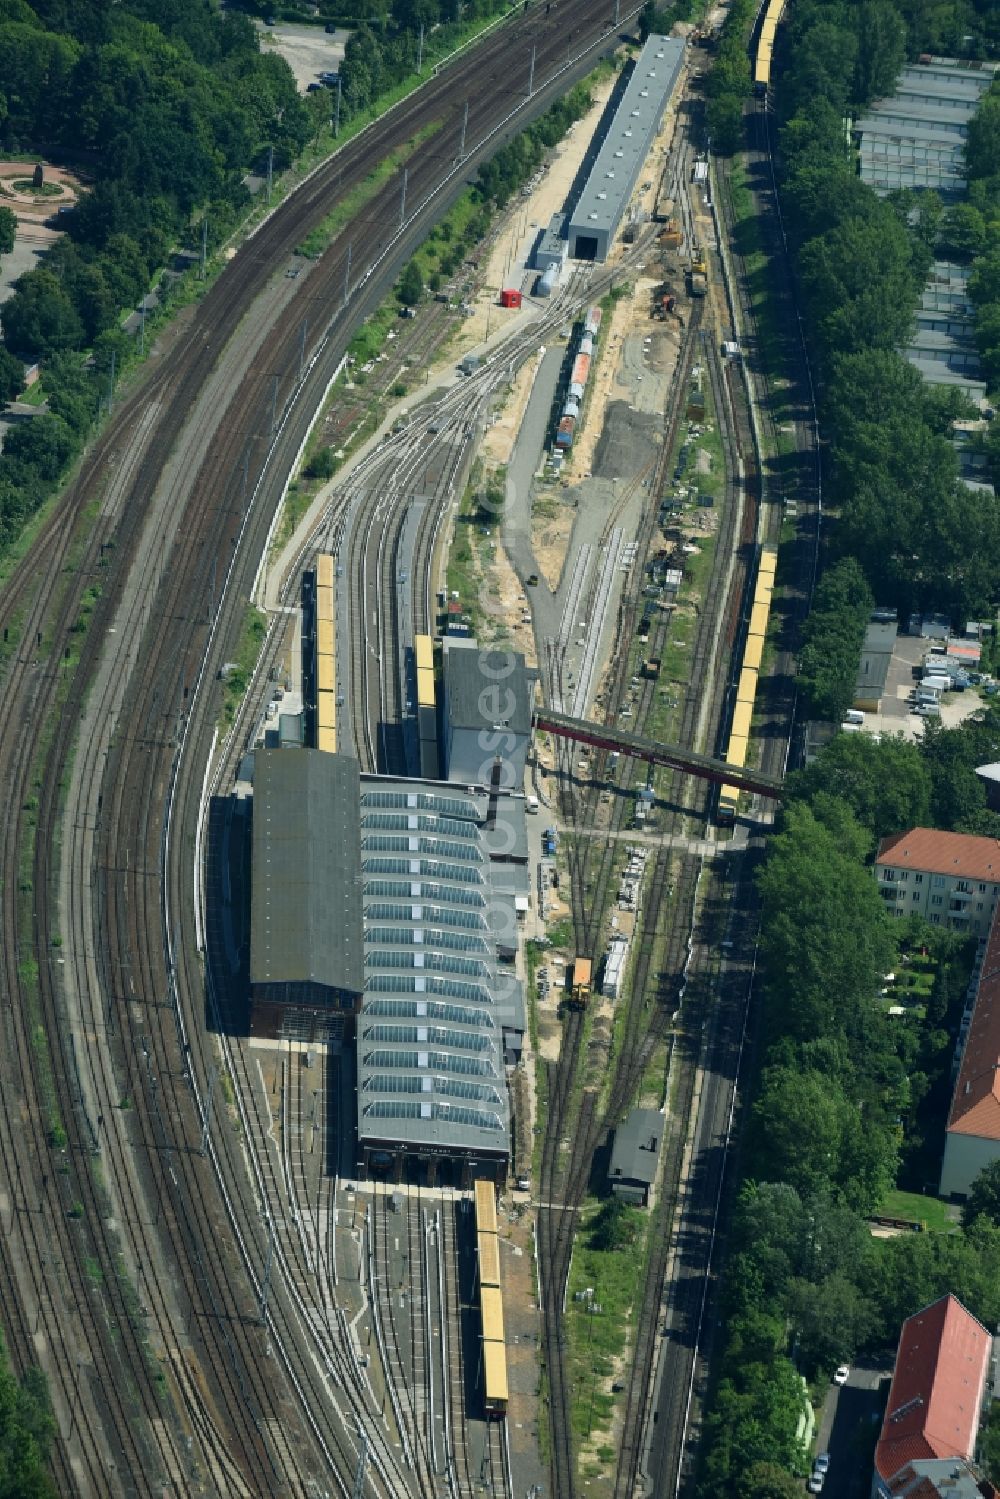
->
813, 1454, 830, 1475
834, 1364, 850, 1385
806, 1475, 824, 1495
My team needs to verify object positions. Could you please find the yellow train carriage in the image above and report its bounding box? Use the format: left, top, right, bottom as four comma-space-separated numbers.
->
737, 666, 758, 707
316, 616, 334, 660
481, 1286, 505, 1346
478, 1231, 501, 1290
317, 689, 336, 731
316, 585, 334, 625
316, 654, 335, 698
743, 631, 765, 676
482, 1340, 508, 1416
316, 553, 334, 592
474, 1179, 498, 1238
748, 600, 770, 644
317, 725, 337, 754
414, 634, 434, 674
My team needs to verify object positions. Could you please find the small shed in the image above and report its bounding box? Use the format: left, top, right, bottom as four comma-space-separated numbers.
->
500, 288, 522, 309
608, 1107, 662, 1206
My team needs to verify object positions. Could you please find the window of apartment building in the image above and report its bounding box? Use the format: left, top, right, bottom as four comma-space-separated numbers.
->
930, 914, 940, 924
931, 895, 944, 906
898, 871, 908, 881
915, 873, 924, 884
932, 875, 946, 887
913, 891, 920, 901
979, 884, 988, 893
978, 902, 984, 911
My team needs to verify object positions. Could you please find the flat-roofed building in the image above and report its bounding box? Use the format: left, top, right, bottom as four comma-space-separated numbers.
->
567, 36, 684, 262
441, 642, 532, 791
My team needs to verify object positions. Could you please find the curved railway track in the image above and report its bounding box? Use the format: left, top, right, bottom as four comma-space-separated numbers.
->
0, 4, 652, 1491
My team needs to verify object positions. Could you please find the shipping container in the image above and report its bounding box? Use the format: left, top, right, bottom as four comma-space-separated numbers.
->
500, 288, 522, 309
568, 380, 585, 402
562, 398, 580, 420
579, 334, 594, 358
555, 416, 576, 450
474, 1179, 497, 1238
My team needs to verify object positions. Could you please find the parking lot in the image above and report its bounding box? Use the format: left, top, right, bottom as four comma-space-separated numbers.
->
256, 21, 347, 93
865, 631, 986, 741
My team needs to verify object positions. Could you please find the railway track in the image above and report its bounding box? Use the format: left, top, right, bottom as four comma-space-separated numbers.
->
535, 208, 770, 1498
0, 5, 658, 1488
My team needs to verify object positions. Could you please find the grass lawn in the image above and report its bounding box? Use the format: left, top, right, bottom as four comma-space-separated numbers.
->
880, 1188, 955, 1233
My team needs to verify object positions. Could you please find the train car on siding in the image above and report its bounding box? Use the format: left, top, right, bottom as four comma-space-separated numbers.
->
482, 1341, 508, 1418
474, 1178, 498, 1238
478, 1230, 501, 1290
555, 416, 576, 450
316, 553, 334, 592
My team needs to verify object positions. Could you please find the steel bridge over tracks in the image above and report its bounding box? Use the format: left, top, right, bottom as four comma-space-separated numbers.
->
533, 708, 784, 799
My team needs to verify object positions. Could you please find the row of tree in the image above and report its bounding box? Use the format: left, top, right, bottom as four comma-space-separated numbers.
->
772, 1, 1000, 623
700, 724, 1000, 1493
966, 87, 1000, 391
337, 0, 507, 116
0, 0, 323, 554
795, 558, 873, 722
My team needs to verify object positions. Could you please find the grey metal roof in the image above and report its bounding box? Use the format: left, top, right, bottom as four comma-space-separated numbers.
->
251, 749, 363, 993
443, 645, 532, 738
905, 357, 986, 397
356, 775, 523, 1157
856, 620, 897, 701
534, 213, 567, 270
568, 35, 684, 244
609, 1108, 663, 1187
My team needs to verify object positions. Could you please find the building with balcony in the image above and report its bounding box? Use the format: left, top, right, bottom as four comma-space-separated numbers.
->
875, 829, 1000, 938
940, 908, 1000, 1198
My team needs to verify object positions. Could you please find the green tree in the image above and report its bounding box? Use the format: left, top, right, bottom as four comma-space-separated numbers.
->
798, 208, 916, 358
962, 1160, 1000, 1229
1, 268, 84, 356
398, 259, 423, 306
851, 0, 906, 104
938, 203, 987, 260
788, 733, 932, 848
736, 1464, 803, 1499
0, 345, 24, 404
796, 557, 873, 724
785, 1270, 874, 1375
966, 94, 1000, 182
0, 205, 15, 256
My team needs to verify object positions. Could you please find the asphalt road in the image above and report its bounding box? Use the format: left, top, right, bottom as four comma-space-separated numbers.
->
813, 1362, 889, 1498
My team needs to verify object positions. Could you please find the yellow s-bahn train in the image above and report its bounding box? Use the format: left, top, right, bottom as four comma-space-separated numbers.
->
754, 0, 786, 98
718, 544, 778, 825
313, 553, 336, 753
473, 1180, 508, 1417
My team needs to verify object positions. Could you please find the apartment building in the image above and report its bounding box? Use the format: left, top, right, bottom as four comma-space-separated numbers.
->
875, 829, 1000, 938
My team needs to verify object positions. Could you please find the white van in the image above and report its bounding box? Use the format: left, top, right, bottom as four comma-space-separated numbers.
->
843, 710, 865, 726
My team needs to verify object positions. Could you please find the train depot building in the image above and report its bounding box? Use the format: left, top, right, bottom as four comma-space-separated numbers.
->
248, 748, 528, 1186
566, 34, 684, 262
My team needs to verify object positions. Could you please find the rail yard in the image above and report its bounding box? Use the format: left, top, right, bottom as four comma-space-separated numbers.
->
0, 3, 824, 1498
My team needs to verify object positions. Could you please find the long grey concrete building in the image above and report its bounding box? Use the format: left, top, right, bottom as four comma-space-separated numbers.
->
567, 34, 684, 262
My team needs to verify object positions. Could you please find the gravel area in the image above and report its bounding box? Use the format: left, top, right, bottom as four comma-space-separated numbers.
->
592, 399, 661, 481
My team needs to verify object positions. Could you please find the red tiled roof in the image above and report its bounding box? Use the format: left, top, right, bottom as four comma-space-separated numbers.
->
948, 908, 1000, 1140
877, 828, 1000, 884
875, 1295, 991, 1482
